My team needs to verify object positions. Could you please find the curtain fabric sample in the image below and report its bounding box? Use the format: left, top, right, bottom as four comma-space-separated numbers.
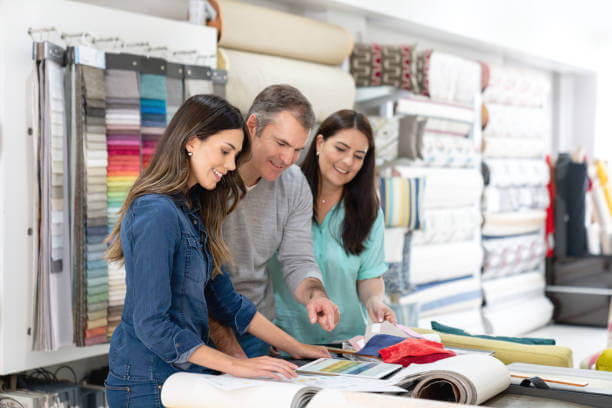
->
222, 48, 356, 122
215, 0, 353, 65
350, 43, 415, 89
31, 49, 75, 351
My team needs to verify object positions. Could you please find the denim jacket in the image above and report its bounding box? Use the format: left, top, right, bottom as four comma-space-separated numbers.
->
108, 187, 257, 382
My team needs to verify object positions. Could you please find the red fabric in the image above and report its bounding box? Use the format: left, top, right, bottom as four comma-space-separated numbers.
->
379, 338, 456, 367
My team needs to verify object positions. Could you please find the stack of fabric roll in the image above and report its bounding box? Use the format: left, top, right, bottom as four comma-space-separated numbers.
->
480, 64, 553, 336
211, 0, 356, 122
362, 48, 485, 332
104, 64, 142, 339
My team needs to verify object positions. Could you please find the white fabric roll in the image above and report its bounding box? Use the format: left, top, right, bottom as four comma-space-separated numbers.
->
483, 296, 553, 336
413, 207, 481, 246
222, 48, 356, 122
482, 233, 546, 279
486, 159, 550, 187
482, 211, 546, 237
484, 104, 549, 139
426, 52, 480, 106
483, 65, 551, 108
483, 137, 546, 159
482, 270, 545, 306
383, 227, 407, 263
401, 275, 482, 317
382, 165, 483, 209
408, 242, 483, 285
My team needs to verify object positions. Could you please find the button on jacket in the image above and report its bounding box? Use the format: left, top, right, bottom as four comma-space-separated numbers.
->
108, 188, 256, 382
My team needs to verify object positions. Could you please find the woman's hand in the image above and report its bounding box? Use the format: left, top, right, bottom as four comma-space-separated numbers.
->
364, 298, 397, 324
228, 356, 298, 381
286, 342, 331, 360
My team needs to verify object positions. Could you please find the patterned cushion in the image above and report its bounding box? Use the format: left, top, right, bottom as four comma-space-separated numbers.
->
350, 43, 415, 90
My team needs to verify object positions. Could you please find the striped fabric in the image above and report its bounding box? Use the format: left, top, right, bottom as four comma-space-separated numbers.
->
379, 176, 425, 229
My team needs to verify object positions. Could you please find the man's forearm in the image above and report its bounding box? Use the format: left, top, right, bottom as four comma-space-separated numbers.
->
293, 277, 328, 305
208, 316, 248, 359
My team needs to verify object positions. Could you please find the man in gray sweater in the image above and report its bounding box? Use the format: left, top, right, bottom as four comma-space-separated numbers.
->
210, 85, 339, 358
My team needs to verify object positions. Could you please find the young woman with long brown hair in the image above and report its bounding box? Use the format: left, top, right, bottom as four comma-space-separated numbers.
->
104, 95, 327, 407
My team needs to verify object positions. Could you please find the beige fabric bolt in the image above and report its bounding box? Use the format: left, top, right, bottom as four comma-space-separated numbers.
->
216, 0, 353, 65
222, 48, 355, 123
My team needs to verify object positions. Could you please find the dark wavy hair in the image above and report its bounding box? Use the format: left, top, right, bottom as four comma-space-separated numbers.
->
301, 110, 378, 255
106, 94, 251, 277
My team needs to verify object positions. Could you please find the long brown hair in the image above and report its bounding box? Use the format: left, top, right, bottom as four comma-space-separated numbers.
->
106, 95, 250, 276
301, 110, 378, 255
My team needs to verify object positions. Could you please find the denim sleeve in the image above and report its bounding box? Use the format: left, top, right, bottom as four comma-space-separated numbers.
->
127, 197, 204, 364
205, 265, 257, 335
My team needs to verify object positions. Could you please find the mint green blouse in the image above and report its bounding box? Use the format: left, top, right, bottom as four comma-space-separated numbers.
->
269, 203, 387, 344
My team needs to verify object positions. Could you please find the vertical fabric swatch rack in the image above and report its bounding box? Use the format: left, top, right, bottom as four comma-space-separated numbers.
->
30, 41, 74, 351
104, 52, 143, 340
140, 57, 167, 170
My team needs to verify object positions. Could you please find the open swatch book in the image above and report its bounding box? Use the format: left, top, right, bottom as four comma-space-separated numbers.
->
161, 354, 510, 407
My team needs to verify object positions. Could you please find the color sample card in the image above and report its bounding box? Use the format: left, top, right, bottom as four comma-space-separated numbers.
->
297, 358, 402, 379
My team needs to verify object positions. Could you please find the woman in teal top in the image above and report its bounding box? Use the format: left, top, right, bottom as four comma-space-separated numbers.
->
270, 110, 396, 345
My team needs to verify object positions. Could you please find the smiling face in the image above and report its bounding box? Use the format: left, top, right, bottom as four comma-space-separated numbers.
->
316, 128, 369, 190
185, 128, 244, 190
243, 110, 309, 185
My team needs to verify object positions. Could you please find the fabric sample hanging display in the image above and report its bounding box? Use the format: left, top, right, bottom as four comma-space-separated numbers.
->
81, 65, 110, 346
30, 41, 74, 351
104, 53, 143, 339
140, 57, 168, 170
184, 64, 214, 99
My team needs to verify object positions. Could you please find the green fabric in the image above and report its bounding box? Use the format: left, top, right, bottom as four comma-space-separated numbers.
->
271, 203, 387, 344
431, 321, 556, 345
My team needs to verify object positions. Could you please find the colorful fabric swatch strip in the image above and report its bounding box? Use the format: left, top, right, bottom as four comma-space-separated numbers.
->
379, 176, 425, 229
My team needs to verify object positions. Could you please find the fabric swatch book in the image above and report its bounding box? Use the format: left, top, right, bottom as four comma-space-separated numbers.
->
297, 358, 402, 379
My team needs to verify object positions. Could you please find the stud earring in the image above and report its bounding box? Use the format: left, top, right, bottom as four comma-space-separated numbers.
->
316, 151, 320, 156
187, 151, 193, 157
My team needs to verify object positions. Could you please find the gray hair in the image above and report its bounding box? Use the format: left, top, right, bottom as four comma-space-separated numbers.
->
246, 84, 315, 137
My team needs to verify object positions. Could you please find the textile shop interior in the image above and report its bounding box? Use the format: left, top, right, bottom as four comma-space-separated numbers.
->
1, 0, 612, 406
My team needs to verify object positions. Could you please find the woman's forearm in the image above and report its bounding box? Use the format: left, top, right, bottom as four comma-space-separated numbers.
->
357, 276, 385, 306
246, 312, 301, 354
